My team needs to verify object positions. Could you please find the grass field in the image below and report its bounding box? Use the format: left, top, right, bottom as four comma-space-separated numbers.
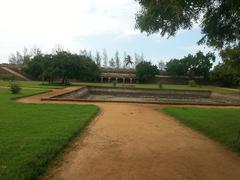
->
67, 82, 240, 94
0, 87, 99, 180
1, 80, 239, 94
71, 82, 240, 94
163, 107, 240, 152
0, 80, 66, 89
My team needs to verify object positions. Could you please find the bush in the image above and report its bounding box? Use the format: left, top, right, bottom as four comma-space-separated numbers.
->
188, 80, 197, 87
9, 83, 21, 94
158, 83, 163, 89
112, 80, 117, 87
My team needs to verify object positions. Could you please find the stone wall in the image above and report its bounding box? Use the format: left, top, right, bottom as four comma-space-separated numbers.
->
54, 86, 211, 100
153, 76, 208, 85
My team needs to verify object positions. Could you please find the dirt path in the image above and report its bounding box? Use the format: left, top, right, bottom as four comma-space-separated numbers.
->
18, 88, 240, 180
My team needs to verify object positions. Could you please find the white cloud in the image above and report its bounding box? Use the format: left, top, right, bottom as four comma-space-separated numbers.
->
0, 0, 140, 62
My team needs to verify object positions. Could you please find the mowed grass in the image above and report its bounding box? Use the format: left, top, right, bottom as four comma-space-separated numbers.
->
0, 80, 65, 89
72, 82, 240, 94
0, 88, 99, 180
163, 107, 240, 152
1, 80, 239, 94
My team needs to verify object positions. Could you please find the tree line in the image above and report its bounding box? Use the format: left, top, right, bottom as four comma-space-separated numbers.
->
9, 47, 146, 69
165, 51, 215, 80
8, 46, 239, 86
8, 47, 150, 83
135, 0, 240, 87
9, 47, 100, 84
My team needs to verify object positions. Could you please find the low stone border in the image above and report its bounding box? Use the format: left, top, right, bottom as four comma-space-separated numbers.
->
41, 86, 240, 106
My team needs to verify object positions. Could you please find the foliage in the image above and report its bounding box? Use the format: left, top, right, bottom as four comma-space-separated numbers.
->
0, 88, 98, 180
136, 61, 158, 83
220, 45, 240, 74
23, 51, 100, 84
8, 48, 31, 65
9, 82, 21, 94
109, 58, 116, 68
95, 51, 101, 67
166, 51, 215, 79
1, 80, 239, 94
135, 0, 240, 49
134, 53, 144, 67
158, 83, 163, 89
210, 63, 240, 87
188, 80, 197, 87
210, 45, 240, 87
163, 107, 240, 152
166, 59, 186, 76
102, 49, 108, 67
158, 60, 166, 71
115, 51, 120, 68
112, 80, 117, 87
124, 55, 134, 68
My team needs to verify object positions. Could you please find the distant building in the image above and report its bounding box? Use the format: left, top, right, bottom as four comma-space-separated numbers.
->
100, 68, 137, 84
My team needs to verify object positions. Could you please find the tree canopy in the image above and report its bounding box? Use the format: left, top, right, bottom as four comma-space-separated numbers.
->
23, 51, 100, 84
135, 0, 240, 49
136, 61, 159, 83
166, 51, 215, 79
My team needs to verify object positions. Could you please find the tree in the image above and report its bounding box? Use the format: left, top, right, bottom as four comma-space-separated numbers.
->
220, 45, 240, 74
124, 55, 133, 68
192, 51, 215, 79
135, 0, 240, 49
31, 46, 42, 56
158, 60, 166, 71
102, 49, 108, 68
8, 48, 31, 65
166, 51, 215, 79
166, 59, 186, 76
115, 51, 120, 68
134, 53, 141, 67
9, 51, 23, 65
22, 47, 31, 64
23, 49, 100, 84
52, 44, 64, 54
123, 51, 127, 68
95, 51, 101, 67
211, 63, 240, 87
138, 53, 145, 63
210, 45, 240, 87
109, 58, 116, 68
136, 61, 159, 83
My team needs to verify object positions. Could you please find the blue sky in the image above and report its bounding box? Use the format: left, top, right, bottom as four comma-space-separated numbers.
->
0, 0, 219, 64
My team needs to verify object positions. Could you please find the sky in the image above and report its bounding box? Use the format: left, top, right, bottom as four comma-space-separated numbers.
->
0, 0, 219, 64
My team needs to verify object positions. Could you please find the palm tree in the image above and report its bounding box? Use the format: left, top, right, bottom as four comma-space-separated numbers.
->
124, 55, 133, 68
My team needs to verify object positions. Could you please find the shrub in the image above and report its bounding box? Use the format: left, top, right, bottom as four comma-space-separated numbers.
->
112, 80, 117, 87
188, 80, 197, 87
9, 83, 21, 94
158, 83, 163, 89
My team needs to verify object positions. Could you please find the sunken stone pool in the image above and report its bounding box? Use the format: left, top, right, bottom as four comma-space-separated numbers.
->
45, 86, 234, 105
42, 86, 240, 105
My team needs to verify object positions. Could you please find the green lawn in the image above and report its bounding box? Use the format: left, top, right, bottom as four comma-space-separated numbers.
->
0, 80, 66, 89
0, 88, 99, 180
72, 82, 240, 94
163, 107, 240, 152
1, 80, 239, 94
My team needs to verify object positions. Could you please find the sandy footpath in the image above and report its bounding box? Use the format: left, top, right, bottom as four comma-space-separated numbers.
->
18, 87, 240, 180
